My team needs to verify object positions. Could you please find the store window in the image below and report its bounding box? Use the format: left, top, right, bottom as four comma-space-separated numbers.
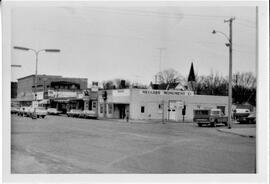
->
217, 106, 226, 114
141, 106, 145, 113
92, 101, 97, 109
108, 104, 113, 114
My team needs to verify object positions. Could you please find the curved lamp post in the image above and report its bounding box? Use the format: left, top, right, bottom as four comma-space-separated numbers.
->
212, 27, 233, 129
13, 46, 60, 118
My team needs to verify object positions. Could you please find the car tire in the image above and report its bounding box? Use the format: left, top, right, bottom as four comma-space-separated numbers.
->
198, 123, 202, 127
211, 121, 216, 127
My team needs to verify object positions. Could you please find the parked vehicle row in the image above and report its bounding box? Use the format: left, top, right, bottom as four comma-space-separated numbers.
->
12, 106, 97, 119
16, 106, 47, 118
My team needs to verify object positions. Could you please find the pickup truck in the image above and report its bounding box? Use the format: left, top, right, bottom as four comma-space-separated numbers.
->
193, 109, 228, 127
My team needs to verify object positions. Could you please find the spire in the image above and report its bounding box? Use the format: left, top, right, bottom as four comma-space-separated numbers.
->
188, 62, 196, 82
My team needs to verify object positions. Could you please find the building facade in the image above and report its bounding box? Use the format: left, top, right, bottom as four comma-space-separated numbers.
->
98, 89, 228, 121
16, 74, 90, 109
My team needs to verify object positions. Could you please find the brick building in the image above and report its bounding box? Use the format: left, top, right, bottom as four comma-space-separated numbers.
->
16, 74, 88, 106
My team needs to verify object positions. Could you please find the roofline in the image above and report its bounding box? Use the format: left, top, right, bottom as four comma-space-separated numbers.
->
17, 74, 87, 81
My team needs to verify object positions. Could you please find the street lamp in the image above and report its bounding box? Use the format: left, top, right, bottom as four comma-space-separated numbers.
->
13, 46, 60, 118
212, 17, 235, 129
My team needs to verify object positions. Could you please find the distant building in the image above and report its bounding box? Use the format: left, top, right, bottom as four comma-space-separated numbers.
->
16, 74, 88, 106
11, 82, 17, 99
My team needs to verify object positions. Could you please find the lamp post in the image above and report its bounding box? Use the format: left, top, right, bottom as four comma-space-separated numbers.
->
212, 17, 235, 129
13, 46, 60, 118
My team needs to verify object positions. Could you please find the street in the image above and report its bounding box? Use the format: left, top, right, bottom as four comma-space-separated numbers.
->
11, 115, 256, 173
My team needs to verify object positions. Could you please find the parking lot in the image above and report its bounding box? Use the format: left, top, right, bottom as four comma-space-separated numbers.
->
11, 114, 256, 173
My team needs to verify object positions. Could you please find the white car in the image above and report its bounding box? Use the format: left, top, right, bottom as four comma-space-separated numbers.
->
28, 107, 47, 118
47, 108, 62, 115
18, 106, 31, 117
79, 110, 97, 119
67, 109, 83, 118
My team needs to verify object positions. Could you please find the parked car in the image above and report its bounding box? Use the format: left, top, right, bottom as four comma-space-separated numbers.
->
193, 109, 228, 127
11, 107, 20, 114
17, 106, 31, 117
67, 109, 82, 118
28, 107, 47, 118
79, 110, 97, 119
233, 108, 250, 121
238, 112, 256, 124
47, 108, 62, 115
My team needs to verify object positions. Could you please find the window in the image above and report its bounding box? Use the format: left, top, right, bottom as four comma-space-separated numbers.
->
141, 106, 145, 113
108, 104, 113, 114
100, 104, 103, 113
92, 101, 97, 109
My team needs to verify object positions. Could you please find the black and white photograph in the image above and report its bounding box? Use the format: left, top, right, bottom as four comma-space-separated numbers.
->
1, 0, 269, 183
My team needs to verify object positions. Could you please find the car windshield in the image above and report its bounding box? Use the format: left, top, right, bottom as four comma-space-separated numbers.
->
71, 109, 81, 112
194, 110, 209, 115
37, 107, 46, 110
211, 110, 220, 115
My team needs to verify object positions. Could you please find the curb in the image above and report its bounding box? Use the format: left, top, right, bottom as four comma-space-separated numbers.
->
216, 128, 255, 138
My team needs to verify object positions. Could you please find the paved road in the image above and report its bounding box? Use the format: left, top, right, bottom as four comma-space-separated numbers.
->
11, 115, 256, 173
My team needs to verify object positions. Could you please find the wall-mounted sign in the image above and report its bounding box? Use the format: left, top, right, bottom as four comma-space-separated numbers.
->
48, 90, 77, 98
112, 89, 130, 96
140, 90, 194, 96
32, 92, 44, 100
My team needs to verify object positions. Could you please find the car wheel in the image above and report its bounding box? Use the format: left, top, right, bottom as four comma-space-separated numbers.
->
211, 121, 216, 127
198, 123, 202, 127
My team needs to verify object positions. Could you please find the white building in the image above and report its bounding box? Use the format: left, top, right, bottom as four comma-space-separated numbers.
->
98, 89, 228, 122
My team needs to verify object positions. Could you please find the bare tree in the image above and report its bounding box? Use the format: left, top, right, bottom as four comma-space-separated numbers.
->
155, 68, 184, 89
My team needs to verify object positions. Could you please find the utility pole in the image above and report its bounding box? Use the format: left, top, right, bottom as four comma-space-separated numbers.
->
224, 17, 235, 129
157, 48, 166, 124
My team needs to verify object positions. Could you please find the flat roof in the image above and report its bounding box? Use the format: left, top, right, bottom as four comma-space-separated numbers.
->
17, 74, 87, 81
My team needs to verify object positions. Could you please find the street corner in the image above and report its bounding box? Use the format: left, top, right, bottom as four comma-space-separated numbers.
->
217, 127, 256, 138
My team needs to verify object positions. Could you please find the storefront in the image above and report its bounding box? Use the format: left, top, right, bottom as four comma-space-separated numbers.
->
98, 89, 228, 121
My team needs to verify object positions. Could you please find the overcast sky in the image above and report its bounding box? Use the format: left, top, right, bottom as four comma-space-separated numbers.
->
11, 5, 256, 85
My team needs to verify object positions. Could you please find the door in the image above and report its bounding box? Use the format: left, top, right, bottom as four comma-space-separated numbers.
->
168, 101, 177, 121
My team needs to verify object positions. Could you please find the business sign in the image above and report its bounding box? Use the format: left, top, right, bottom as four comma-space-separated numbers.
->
32, 101, 38, 108
140, 90, 194, 96
48, 90, 77, 98
32, 92, 44, 100
112, 89, 130, 96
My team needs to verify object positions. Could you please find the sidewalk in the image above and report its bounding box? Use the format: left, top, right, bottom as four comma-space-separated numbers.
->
217, 127, 256, 138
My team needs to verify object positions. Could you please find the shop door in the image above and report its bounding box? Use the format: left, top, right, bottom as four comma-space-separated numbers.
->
168, 101, 177, 121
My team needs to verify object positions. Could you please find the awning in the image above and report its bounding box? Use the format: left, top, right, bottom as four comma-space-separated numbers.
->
53, 99, 70, 103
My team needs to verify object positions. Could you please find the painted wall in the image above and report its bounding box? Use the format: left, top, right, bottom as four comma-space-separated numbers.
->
97, 89, 228, 121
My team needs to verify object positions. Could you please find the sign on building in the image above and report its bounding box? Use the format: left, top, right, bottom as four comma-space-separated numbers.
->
48, 90, 77, 98
32, 101, 38, 108
32, 92, 44, 100
139, 90, 194, 96
112, 89, 130, 96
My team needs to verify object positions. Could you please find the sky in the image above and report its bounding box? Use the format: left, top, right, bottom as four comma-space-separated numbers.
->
11, 4, 257, 86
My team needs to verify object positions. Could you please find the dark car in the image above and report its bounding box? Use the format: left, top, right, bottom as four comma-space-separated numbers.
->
246, 112, 256, 124
238, 112, 256, 124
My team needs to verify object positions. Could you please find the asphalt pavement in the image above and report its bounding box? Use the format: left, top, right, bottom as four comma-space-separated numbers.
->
11, 115, 256, 173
